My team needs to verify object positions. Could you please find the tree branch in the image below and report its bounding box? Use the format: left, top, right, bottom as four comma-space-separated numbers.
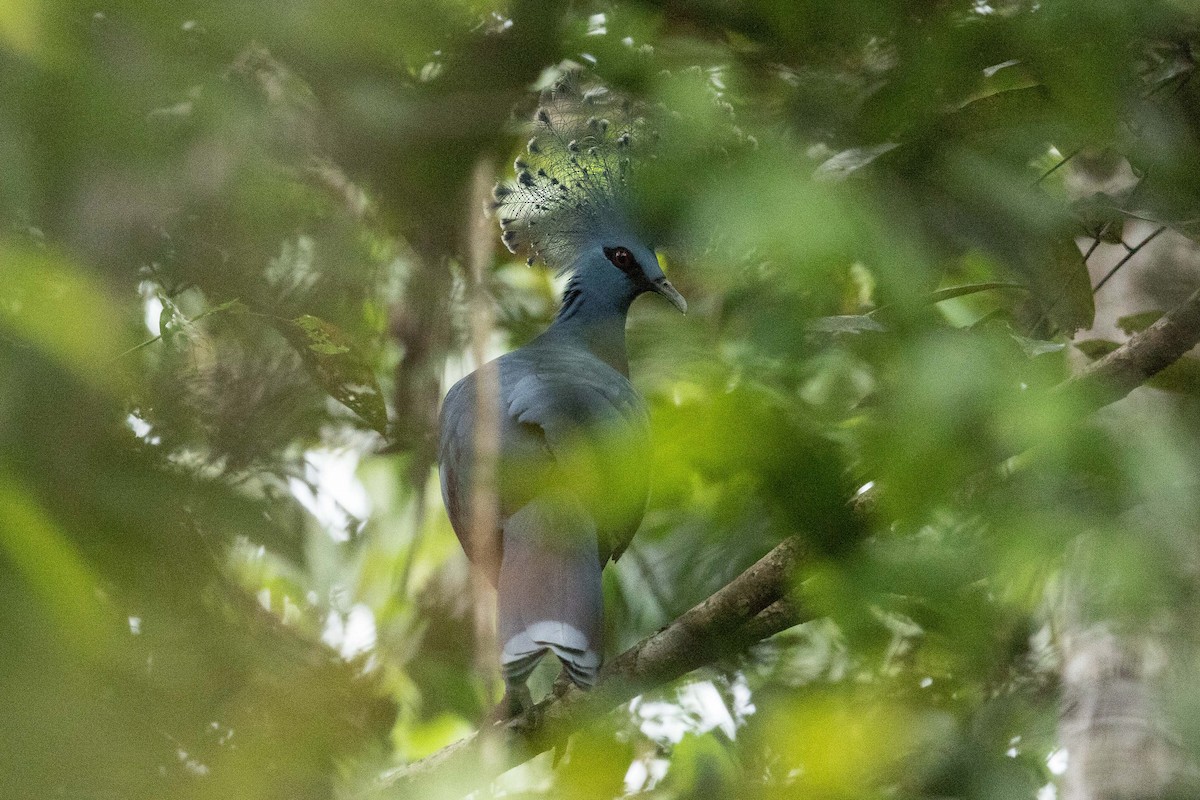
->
601, 536, 806, 687
366, 537, 808, 798
1062, 285, 1200, 406
371, 284, 1200, 799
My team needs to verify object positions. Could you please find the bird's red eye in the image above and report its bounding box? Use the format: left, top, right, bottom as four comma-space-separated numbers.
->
605, 246, 635, 270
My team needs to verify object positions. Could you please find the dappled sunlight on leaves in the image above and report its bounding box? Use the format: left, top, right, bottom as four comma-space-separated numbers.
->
5, 0, 1200, 798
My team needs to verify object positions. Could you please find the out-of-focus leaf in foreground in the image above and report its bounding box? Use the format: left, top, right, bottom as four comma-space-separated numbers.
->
0, 244, 133, 393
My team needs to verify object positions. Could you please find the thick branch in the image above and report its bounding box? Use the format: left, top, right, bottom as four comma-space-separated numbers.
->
602, 536, 806, 687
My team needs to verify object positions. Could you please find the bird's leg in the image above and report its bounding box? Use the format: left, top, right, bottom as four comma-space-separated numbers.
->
488, 681, 543, 733
551, 667, 575, 699
498, 682, 533, 719
548, 669, 579, 769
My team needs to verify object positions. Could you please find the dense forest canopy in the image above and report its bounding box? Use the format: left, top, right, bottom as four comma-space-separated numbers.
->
4, 1, 1200, 798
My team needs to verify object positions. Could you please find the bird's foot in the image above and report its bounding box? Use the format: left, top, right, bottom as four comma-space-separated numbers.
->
507, 702, 543, 735
551, 669, 576, 699
488, 684, 541, 734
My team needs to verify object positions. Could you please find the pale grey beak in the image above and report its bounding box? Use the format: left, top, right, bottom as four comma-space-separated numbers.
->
651, 277, 687, 314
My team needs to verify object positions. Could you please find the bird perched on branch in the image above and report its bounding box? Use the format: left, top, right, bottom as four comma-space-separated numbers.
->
438, 74, 686, 717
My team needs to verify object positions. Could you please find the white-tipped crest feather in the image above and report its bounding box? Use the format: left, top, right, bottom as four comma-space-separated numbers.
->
493, 72, 644, 271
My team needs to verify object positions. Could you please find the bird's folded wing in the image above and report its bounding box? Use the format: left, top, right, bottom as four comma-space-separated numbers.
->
505, 356, 650, 563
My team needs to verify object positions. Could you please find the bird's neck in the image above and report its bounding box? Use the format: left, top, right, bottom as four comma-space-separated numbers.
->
548, 273, 634, 375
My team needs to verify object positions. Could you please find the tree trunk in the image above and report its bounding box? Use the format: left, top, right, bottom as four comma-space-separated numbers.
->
1059, 619, 1175, 800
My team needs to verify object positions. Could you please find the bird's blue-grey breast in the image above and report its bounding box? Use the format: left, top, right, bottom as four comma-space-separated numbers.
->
437, 74, 685, 710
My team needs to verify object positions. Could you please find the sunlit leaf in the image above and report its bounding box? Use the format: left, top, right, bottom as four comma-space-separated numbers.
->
275, 314, 388, 434
661, 731, 739, 796
0, 3, 39, 58
962, 60, 1040, 106
0, 471, 112, 656
760, 692, 939, 797
813, 142, 899, 182
0, 244, 133, 392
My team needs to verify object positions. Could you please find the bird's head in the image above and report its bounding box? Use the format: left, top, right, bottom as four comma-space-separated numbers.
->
492, 72, 685, 314
581, 239, 686, 314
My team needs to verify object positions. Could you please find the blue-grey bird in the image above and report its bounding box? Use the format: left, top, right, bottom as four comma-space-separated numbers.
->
438, 76, 686, 715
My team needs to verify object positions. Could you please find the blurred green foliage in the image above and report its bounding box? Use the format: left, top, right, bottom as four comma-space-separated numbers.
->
4, 0, 1200, 798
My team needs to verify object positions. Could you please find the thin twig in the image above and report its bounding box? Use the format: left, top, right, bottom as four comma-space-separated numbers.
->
1092, 226, 1166, 295
111, 298, 244, 361
1034, 148, 1080, 186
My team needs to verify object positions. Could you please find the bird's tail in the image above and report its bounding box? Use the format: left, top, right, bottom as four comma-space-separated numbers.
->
497, 497, 603, 690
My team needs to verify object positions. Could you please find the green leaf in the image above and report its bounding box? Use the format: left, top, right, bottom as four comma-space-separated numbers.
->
959, 60, 1040, 107
807, 315, 886, 334
290, 314, 352, 355
276, 315, 388, 434
813, 143, 899, 182
1073, 192, 1127, 244
950, 84, 1057, 139
929, 282, 1027, 304
0, 244, 132, 392
1146, 357, 1200, 395
1074, 339, 1120, 359
1011, 334, 1065, 358
1116, 310, 1163, 336
1041, 236, 1096, 333
0, 471, 112, 655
